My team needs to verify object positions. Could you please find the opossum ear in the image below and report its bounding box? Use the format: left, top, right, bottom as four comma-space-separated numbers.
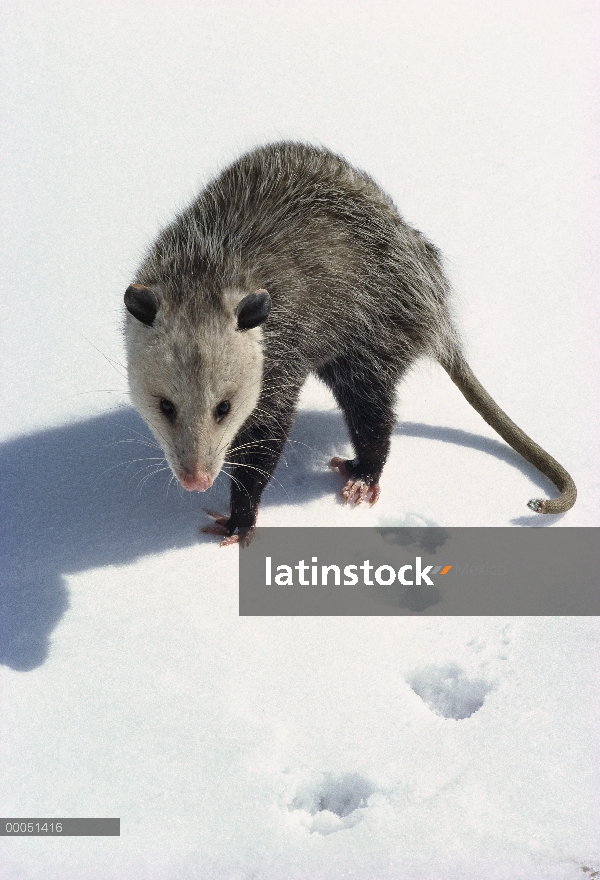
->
236, 289, 271, 330
124, 284, 159, 326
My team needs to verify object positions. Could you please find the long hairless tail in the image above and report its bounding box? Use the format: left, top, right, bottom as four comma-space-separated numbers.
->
441, 352, 577, 514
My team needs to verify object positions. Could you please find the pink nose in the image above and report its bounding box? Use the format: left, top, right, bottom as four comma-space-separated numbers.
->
180, 471, 213, 492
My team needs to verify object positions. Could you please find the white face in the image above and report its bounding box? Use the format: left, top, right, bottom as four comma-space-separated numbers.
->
124, 297, 265, 490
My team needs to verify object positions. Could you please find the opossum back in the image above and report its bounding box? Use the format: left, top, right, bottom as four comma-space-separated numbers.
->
137, 142, 460, 365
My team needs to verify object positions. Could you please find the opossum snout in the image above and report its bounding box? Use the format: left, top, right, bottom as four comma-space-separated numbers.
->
179, 470, 214, 492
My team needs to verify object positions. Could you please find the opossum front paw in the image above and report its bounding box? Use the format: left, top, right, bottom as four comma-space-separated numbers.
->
220, 526, 255, 547
202, 510, 255, 546
341, 479, 381, 506
329, 457, 381, 507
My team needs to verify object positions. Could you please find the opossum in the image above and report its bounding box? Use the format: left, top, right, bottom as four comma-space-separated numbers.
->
124, 142, 576, 544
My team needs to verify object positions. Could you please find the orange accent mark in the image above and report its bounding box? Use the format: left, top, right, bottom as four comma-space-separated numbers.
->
440, 566, 452, 575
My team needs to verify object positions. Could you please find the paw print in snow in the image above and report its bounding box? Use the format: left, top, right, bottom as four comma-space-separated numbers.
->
288, 772, 376, 834
407, 663, 493, 720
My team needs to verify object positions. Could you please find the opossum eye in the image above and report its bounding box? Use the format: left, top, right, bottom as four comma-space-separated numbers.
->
215, 400, 230, 421
159, 398, 177, 421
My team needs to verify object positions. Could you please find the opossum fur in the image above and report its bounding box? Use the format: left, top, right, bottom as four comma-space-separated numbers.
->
123, 142, 576, 543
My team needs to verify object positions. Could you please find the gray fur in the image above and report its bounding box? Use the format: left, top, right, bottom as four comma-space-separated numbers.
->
124, 142, 576, 541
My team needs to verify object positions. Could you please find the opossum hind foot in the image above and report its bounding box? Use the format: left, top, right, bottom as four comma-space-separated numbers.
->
202, 510, 255, 547
330, 457, 381, 506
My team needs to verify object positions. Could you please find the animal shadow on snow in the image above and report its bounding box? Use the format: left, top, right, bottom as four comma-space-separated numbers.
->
1, 406, 554, 671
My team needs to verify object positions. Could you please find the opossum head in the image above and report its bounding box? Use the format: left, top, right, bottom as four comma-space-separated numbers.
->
124, 283, 270, 492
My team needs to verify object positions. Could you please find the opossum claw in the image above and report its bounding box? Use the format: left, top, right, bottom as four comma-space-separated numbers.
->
342, 479, 380, 506
329, 457, 380, 506
329, 456, 352, 479
204, 508, 230, 525
201, 509, 231, 538
231, 526, 256, 547
218, 526, 255, 547
219, 533, 240, 547
200, 522, 240, 546
202, 510, 255, 546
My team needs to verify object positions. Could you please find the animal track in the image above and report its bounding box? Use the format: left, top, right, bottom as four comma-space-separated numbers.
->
288, 772, 376, 834
407, 663, 493, 719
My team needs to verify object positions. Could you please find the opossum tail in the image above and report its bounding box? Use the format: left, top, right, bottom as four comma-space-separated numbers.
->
440, 351, 577, 514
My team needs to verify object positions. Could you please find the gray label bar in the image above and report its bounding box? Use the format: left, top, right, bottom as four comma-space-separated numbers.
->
239, 527, 600, 615
1, 819, 120, 836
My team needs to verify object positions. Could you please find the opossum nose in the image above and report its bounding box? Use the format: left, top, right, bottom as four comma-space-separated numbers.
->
180, 471, 213, 492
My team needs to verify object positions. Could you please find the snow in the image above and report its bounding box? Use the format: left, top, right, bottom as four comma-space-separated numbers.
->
1, 1, 599, 877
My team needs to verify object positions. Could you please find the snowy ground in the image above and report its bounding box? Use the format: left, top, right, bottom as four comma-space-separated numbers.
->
1, 2, 599, 878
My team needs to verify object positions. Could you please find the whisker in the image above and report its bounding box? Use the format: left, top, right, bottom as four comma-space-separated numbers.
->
136, 466, 171, 495
111, 438, 163, 451
225, 438, 290, 469
96, 456, 165, 480
226, 441, 277, 455
115, 419, 176, 457
220, 466, 252, 501
64, 389, 128, 400
224, 460, 274, 480
223, 460, 290, 499
114, 423, 157, 442
130, 460, 169, 479
166, 472, 176, 499
80, 333, 128, 379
